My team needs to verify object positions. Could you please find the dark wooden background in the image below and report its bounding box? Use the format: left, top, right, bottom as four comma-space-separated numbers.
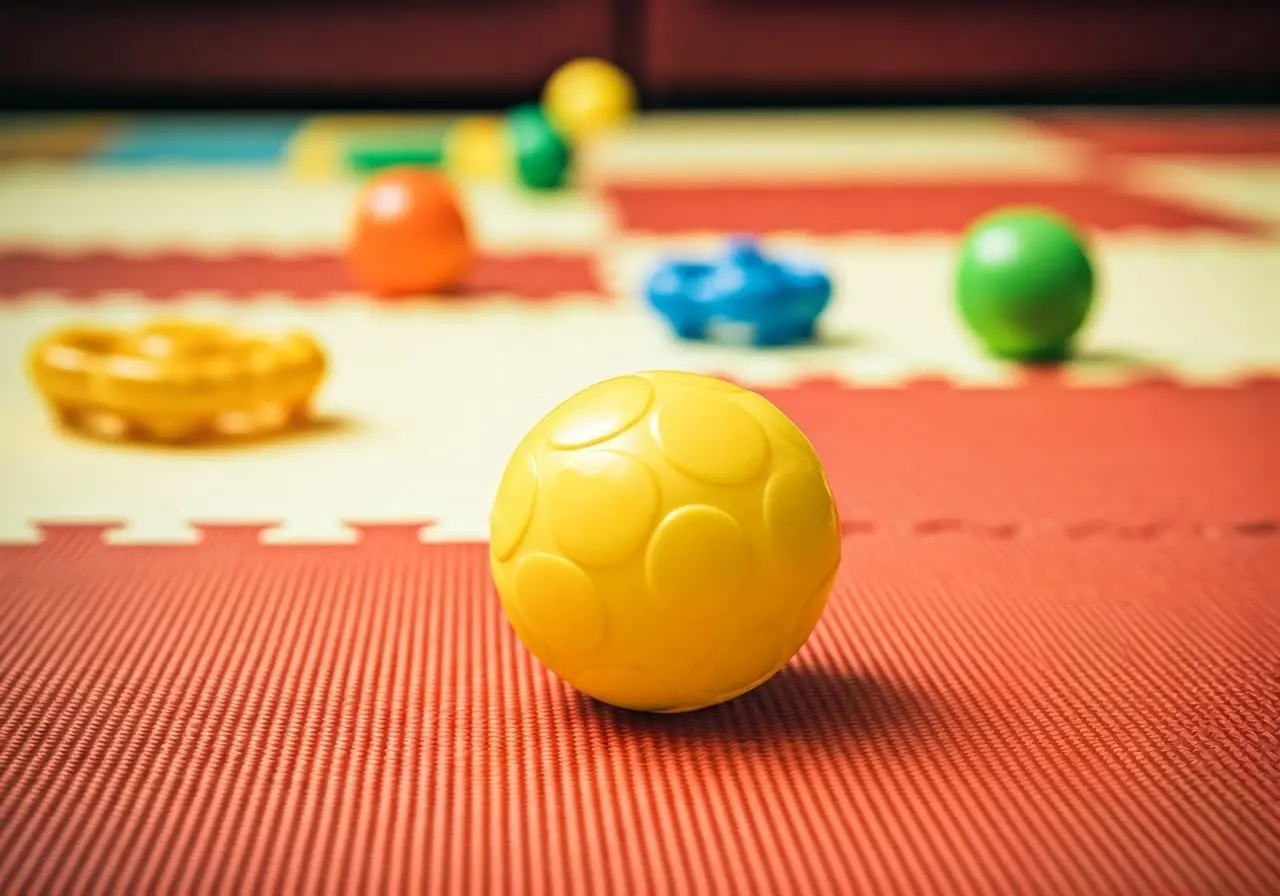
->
1, 1, 1277, 107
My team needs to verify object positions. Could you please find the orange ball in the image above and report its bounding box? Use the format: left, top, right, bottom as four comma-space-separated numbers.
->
346, 167, 473, 297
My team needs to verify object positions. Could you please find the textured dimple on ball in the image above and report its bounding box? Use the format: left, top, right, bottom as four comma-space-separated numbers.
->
645, 505, 750, 620
493, 560, 555, 667
546, 375, 654, 450
643, 370, 742, 394
575, 666, 679, 712
764, 464, 840, 576
489, 449, 538, 561
652, 390, 769, 485
512, 553, 607, 654
547, 450, 659, 567
736, 390, 815, 456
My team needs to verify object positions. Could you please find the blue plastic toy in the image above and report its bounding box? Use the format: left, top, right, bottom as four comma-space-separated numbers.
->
644, 236, 832, 346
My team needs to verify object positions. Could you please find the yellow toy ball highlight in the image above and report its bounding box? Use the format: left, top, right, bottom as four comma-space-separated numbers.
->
489, 370, 842, 713
542, 58, 637, 139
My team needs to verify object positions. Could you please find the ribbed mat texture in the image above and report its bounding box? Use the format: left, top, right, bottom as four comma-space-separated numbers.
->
3, 381, 1278, 894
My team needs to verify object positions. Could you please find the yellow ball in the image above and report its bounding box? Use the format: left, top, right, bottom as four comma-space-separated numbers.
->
489, 370, 842, 713
542, 58, 637, 139
442, 115, 509, 180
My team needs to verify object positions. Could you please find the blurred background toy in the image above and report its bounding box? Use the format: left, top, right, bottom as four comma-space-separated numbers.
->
27, 319, 328, 445
955, 207, 1096, 362
645, 236, 834, 346
346, 166, 474, 296
506, 103, 573, 190
542, 57, 638, 139
443, 116, 509, 180
327, 58, 631, 189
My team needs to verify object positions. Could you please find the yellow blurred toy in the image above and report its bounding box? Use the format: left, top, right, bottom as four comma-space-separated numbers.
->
442, 116, 510, 180
28, 319, 327, 444
489, 370, 842, 713
542, 58, 638, 140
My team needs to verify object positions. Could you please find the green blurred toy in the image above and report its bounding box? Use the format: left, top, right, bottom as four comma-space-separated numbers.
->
507, 104, 572, 190
955, 207, 1096, 362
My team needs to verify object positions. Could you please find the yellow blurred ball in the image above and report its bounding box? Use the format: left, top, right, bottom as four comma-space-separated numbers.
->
489, 370, 842, 713
443, 115, 509, 180
542, 58, 637, 139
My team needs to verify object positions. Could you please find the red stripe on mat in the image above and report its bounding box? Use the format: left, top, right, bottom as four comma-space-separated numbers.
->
606, 181, 1265, 236
0, 251, 605, 301
1, 380, 1278, 894
1027, 114, 1280, 159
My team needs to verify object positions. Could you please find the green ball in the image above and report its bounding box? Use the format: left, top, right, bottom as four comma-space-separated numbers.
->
955, 207, 1096, 362
507, 104, 572, 190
